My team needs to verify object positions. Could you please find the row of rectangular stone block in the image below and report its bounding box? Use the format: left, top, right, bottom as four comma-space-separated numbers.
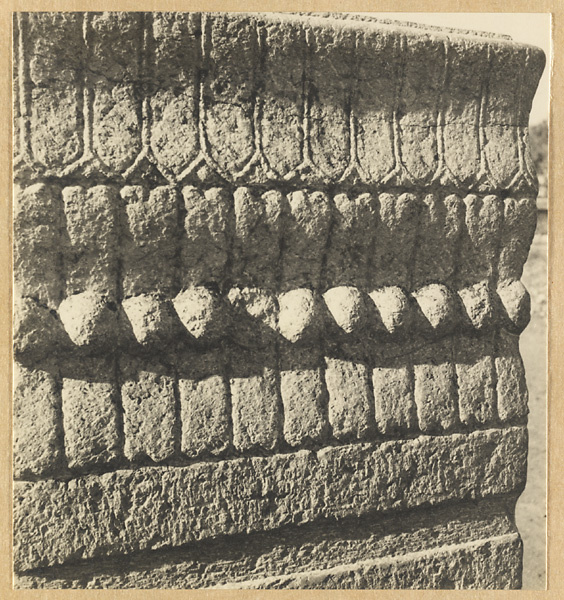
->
13, 12, 544, 191
14, 426, 526, 571
14, 330, 527, 479
14, 183, 536, 309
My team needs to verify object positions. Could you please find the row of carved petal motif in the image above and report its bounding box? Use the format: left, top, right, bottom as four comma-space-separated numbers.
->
13, 12, 544, 193
14, 281, 529, 359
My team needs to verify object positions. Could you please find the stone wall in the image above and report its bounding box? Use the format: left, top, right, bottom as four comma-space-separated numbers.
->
12, 12, 545, 589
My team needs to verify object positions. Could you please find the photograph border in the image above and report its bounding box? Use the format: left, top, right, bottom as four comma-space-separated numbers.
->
1, 1, 559, 597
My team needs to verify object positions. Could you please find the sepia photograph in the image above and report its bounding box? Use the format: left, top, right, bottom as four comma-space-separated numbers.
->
11, 10, 549, 590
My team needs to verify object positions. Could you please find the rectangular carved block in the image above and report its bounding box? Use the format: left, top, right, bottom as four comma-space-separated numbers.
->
14, 183, 63, 308
325, 355, 374, 441
280, 344, 329, 447
120, 356, 177, 463
455, 334, 497, 427
120, 185, 179, 298
13, 499, 520, 588
62, 185, 119, 299
13, 362, 63, 479
177, 349, 231, 458
230, 347, 282, 452
372, 344, 418, 436
496, 331, 528, 423
61, 356, 121, 470
413, 340, 459, 433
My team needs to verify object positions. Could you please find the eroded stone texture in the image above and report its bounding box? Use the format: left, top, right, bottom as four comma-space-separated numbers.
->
120, 356, 177, 463
150, 13, 200, 179
230, 347, 282, 452
177, 349, 231, 458
27, 13, 84, 170
496, 331, 528, 423
13, 11, 543, 590
455, 334, 497, 427
61, 356, 121, 470
224, 535, 522, 589
180, 186, 232, 288
14, 427, 527, 572
89, 12, 143, 174
14, 183, 63, 308
203, 15, 257, 176
62, 185, 119, 299
280, 344, 329, 446
372, 342, 418, 436
13, 499, 519, 588
120, 185, 179, 299
13, 362, 63, 479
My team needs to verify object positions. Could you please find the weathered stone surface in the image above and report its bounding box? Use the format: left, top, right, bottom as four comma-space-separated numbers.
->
14, 183, 63, 308
177, 349, 230, 458
308, 25, 354, 180
354, 27, 397, 182
496, 331, 528, 423
13, 362, 63, 479
14, 12, 545, 192
371, 192, 420, 289
372, 343, 418, 436
497, 197, 536, 333
483, 43, 524, 189
281, 190, 331, 290
203, 15, 257, 177
14, 498, 518, 588
457, 194, 503, 330
173, 286, 226, 343
58, 291, 119, 349
442, 41, 486, 186
369, 286, 411, 336
326, 193, 377, 288
26, 13, 83, 170
326, 354, 374, 441
279, 344, 329, 447
150, 13, 200, 179
399, 36, 444, 184
13, 296, 69, 361
278, 288, 324, 344
120, 186, 179, 298
455, 334, 497, 427
230, 347, 282, 452
412, 193, 463, 290
13, 11, 543, 590
232, 187, 283, 289
180, 186, 232, 287
260, 22, 305, 177
121, 295, 178, 347
120, 356, 177, 463
62, 185, 119, 299
223, 534, 521, 589
323, 286, 370, 336
13, 427, 526, 571
413, 339, 459, 433
61, 356, 121, 470
227, 287, 278, 348
89, 12, 143, 174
